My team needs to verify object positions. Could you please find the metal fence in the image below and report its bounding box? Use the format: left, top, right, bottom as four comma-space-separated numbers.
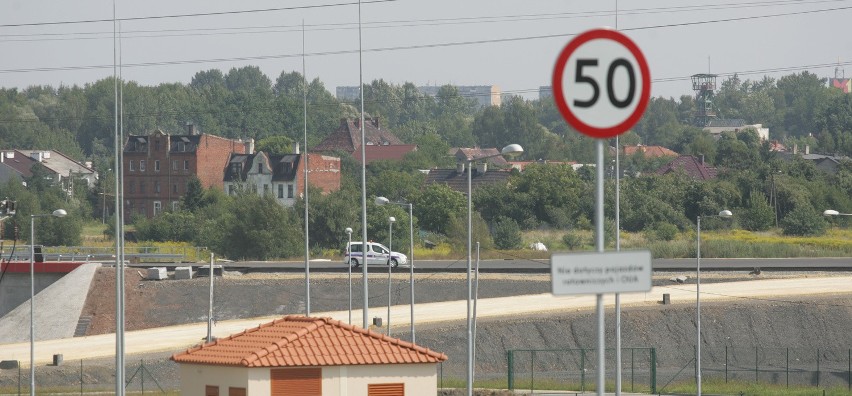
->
507, 348, 657, 394
0, 359, 172, 395
508, 346, 852, 394
0, 245, 206, 263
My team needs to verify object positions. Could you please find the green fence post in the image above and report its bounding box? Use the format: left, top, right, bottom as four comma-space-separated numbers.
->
531, 350, 535, 393
581, 348, 586, 393
848, 348, 850, 392
507, 350, 514, 391
651, 347, 657, 394
725, 346, 728, 383
817, 348, 821, 388
755, 346, 759, 383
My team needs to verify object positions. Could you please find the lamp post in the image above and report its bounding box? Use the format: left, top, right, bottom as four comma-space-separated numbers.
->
466, 144, 523, 396
823, 209, 852, 217
386, 216, 395, 336
30, 208, 67, 396
696, 209, 732, 396
345, 227, 353, 325
375, 196, 415, 343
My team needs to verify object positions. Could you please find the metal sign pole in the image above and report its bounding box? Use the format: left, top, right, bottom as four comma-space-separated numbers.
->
595, 139, 605, 396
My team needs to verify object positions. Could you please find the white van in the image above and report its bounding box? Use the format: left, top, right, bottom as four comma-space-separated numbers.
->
344, 242, 407, 268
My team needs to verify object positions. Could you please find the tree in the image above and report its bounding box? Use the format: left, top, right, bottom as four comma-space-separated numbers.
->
781, 203, 826, 236
740, 193, 775, 231
413, 184, 466, 234
491, 216, 522, 249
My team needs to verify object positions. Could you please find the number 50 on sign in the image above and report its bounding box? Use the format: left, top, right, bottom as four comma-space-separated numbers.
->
552, 29, 651, 139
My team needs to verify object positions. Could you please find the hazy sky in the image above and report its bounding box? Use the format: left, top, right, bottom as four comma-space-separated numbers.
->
1, 0, 851, 100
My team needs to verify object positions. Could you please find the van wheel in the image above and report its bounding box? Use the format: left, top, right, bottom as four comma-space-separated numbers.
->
349, 259, 360, 268
390, 259, 399, 268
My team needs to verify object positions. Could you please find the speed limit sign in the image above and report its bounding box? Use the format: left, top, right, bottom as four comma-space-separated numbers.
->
552, 28, 651, 138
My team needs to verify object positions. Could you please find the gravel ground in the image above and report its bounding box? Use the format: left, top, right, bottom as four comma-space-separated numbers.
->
2, 268, 851, 394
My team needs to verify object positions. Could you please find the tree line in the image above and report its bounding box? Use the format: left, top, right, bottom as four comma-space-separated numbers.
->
0, 67, 850, 258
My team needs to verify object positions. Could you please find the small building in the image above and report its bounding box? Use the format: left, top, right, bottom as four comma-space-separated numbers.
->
313, 118, 416, 164
655, 155, 718, 180
703, 119, 769, 141
223, 146, 341, 206
0, 149, 98, 193
424, 147, 515, 193
171, 315, 447, 396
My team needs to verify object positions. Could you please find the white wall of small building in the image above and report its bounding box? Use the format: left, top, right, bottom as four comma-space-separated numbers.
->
178, 364, 250, 396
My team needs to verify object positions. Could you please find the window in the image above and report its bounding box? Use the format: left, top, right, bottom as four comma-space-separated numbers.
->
227, 388, 246, 396
155, 181, 161, 194
172, 160, 178, 170
184, 160, 189, 170
368, 383, 404, 396
263, 184, 269, 195
287, 184, 294, 198
139, 182, 146, 193
154, 160, 160, 172
153, 201, 162, 216
154, 140, 160, 151
172, 201, 179, 211
129, 160, 135, 171
140, 160, 146, 171
271, 368, 321, 395
205, 385, 219, 396
173, 184, 178, 194
257, 162, 262, 173
277, 184, 284, 199
139, 206, 146, 216
128, 182, 135, 194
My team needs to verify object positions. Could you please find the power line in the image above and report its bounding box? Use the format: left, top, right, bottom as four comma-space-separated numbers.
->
1, 4, 849, 75
0, 0, 397, 29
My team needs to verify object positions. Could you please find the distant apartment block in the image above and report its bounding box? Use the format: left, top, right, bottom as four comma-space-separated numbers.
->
336, 85, 501, 108
123, 125, 251, 218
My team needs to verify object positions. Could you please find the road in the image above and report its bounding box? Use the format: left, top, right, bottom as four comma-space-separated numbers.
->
179, 257, 852, 273
3, 274, 852, 366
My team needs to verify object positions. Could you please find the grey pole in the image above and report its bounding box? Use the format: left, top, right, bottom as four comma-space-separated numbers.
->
473, 241, 480, 382
387, 217, 394, 336
302, 19, 311, 317
466, 158, 473, 396
29, 215, 34, 396
696, 215, 702, 396
408, 203, 415, 343
358, 0, 369, 330
615, 136, 622, 396
207, 253, 214, 343
346, 228, 353, 325
595, 139, 605, 396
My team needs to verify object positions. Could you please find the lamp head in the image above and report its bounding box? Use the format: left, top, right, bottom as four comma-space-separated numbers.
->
824, 209, 840, 216
345, 227, 353, 235
388, 216, 396, 224
718, 210, 733, 218
375, 196, 390, 205
52, 209, 67, 218
501, 144, 524, 158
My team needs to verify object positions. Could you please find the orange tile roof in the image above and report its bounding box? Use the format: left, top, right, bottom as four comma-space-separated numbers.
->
171, 316, 447, 367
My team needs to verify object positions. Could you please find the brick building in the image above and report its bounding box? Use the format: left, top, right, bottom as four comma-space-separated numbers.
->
123, 126, 250, 218
313, 118, 417, 164
223, 145, 341, 207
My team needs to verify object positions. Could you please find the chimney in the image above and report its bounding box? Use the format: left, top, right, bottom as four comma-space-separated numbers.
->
294, 142, 300, 154
243, 138, 255, 155
476, 161, 488, 174
456, 162, 466, 174
186, 122, 197, 135
805, 145, 810, 155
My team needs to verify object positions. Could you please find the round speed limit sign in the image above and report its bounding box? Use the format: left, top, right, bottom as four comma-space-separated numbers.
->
552, 29, 651, 138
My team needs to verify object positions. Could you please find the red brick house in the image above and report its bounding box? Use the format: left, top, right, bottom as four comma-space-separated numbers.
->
655, 155, 718, 180
314, 118, 417, 164
123, 126, 250, 218
171, 315, 447, 396
223, 147, 341, 207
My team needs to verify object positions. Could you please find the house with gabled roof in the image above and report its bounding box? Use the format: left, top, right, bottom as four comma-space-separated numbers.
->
424, 147, 517, 193
314, 118, 417, 164
223, 145, 341, 207
171, 315, 447, 396
655, 155, 718, 180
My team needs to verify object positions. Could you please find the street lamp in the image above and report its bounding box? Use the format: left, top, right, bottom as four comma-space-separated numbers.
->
375, 196, 415, 343
696, 209, 732, 396
30, 208, 67, 396
466, 144, 523, 396
386, 216, 395, 336
823, 209, 852, 217
345, 227, 353, 325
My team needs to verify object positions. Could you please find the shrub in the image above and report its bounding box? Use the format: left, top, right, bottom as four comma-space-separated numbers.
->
741, 193, 775, 231
781, 204, 827, 236
648, 222, 679, 241
562, 232, 585, 250
492, 216, 522, 250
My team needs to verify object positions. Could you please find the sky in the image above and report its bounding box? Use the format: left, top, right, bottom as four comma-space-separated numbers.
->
1, 0, 851, 101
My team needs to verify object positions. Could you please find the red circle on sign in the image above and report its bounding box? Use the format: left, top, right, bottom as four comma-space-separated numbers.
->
552, 28, 651, 139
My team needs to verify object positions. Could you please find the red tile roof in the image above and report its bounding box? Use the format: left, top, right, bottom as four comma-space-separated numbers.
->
622, 144, 678, 158
450, 148, 509, 166
655, 155, 718, 180
354, 145, 418, 164
171, 316, 447, 367
314, 118, 404, 154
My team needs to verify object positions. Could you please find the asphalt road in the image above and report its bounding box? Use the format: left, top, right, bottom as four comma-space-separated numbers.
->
197, 257, 852, 273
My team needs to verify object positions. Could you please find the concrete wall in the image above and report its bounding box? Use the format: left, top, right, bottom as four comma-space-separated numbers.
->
0, 273, 63, 317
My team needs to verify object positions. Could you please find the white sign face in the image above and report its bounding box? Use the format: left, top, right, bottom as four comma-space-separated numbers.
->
552, 29, 651, 139
551, 250, 652, 295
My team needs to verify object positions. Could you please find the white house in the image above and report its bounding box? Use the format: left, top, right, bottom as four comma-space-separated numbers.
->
171, 315, 447, 396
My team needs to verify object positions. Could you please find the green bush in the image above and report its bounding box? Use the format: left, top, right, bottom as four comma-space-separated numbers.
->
562, 232, 585, 250
492, 216, 522, 250
741, 193, 775, 231
648, 222, 679, 241
781, 204, 826, 236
